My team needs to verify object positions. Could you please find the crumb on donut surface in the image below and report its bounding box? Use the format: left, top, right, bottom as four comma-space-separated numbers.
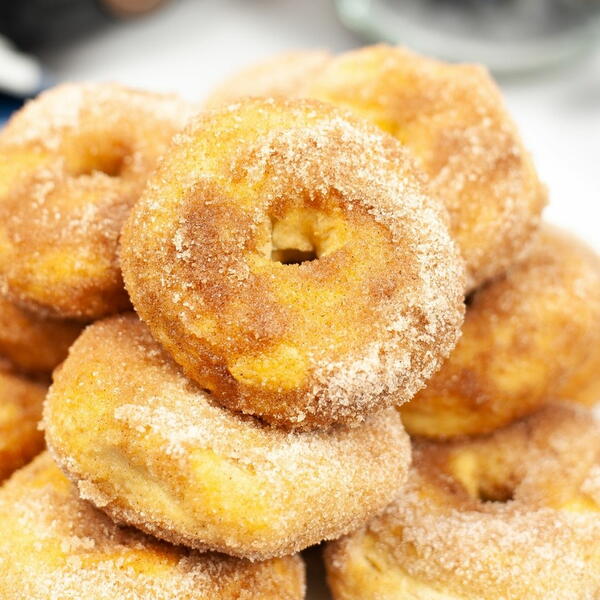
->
325, 404, 600, 600
121, 97, 465, 429
0, 453, 306, 600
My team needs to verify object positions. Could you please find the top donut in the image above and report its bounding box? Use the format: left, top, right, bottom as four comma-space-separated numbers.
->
208, 46, 547, 290
0, 83, 192, 319
121, 97, 465, 429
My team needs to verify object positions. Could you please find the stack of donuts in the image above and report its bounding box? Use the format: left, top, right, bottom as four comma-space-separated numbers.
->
0, 46, 598, 600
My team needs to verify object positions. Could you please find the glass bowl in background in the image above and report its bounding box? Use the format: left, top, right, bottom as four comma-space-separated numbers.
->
334, 0, 600, 73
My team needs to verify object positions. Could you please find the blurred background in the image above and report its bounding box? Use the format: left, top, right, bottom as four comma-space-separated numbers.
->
1, 0, 598, 250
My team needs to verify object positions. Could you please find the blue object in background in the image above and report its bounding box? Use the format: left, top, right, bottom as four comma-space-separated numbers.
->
0, 33, 47, 125
0, 94, 23, 125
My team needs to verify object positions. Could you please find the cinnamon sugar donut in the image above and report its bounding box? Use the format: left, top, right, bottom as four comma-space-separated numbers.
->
325, 404, 600, 600
0, 453, 305, 600
401, 225, 600, 438
558, 353, 600, 409
306, 45, 546, 289
204, 50, 332, 108
120, 97, 465, 429
0, 294, 82, 376
0, 366, 46, 481
0, 83, 192, 319
44, 314, 412, 560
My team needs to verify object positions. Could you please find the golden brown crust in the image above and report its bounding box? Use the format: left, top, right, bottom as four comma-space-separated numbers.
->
44, 314, 412, 560
0, 366, 46, 481
0, 294, 82, 375
306, 45, 546, 290
204, 50, 332, 108
325, 405, 600, 600
0, 83, 193, 319
401, 225, 600, 438
120, 97, 465, 429
0, 453, 306, 600
557, 353, 600, 408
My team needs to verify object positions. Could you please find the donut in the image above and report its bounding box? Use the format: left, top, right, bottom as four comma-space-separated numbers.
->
0, 293, 82, 376
303, 45, 546, 289
0, 82, 192, 319
44, 314, 412, 560
204, 50, 332, 108
0, 453, 305, 600
120, 97, 465, 429
557, 353, 600, 409
400, 225, 600, 438
0, 366, 46, 481
325, 404, 600, 600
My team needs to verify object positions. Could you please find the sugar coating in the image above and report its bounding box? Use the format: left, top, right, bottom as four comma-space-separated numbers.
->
306, 45, 547, 290
326, 404, 600, 600
0, 453, 306, 599
0, 82, 188, 155
0, 82, 194, 319
204, 50, 332, 108
401, 224, 600, 438
0, 366, 46, 481
120, 97, 465, 429
0, 293, 82, 375
44, 314, 412, 560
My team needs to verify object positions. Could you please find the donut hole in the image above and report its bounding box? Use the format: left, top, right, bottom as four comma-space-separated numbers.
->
449, 451, 518, 504
464, 291, 475, 308
476, 482, 515, 504
76, 152, 126, 177
64, 138, 130, 178
273, 248, 318, 265
268, 207, 350, 266
472, 468, 520, 504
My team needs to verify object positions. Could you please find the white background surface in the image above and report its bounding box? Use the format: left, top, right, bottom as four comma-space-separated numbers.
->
37, 2, 600, 597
